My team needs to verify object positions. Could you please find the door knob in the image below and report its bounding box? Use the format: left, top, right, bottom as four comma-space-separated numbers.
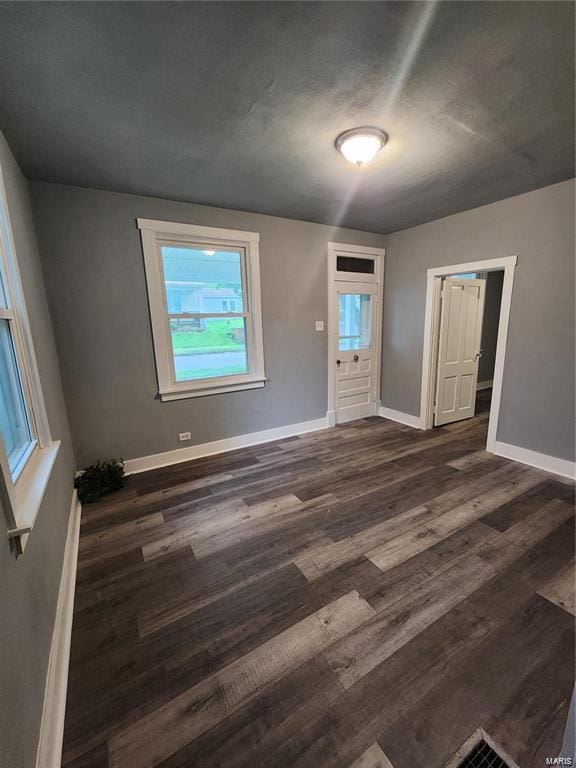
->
336, 359, 341, 367
474, 349, 483, 361
353, 354, 359, 362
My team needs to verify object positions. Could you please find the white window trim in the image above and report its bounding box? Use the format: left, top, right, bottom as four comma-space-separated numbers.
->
138, 219, 266, 401
0, 158, 59, 553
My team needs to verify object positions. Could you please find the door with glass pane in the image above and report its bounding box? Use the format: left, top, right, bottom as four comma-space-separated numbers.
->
335, 282, 377, 423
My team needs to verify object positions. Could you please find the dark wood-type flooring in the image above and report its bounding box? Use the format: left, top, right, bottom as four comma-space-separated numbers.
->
64, 403, 575, 768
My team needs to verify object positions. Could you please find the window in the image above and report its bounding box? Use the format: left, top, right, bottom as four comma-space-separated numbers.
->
336, 255, 375, 274
138, 219, 266, 400
338, 293, 372, 350
0, 315, 33, 476
452, 273, 477, 279
0, 161, 58, 552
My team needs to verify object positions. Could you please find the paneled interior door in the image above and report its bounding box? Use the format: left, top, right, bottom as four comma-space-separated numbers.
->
334, 282, 377, 423
434, 277, 486, 426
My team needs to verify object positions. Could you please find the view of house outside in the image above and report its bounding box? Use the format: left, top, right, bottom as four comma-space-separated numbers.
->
161, 245, 249, 381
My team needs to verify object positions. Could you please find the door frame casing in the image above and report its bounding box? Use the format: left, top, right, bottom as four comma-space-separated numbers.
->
327, 242, 385, 427
420, 255, 517, 452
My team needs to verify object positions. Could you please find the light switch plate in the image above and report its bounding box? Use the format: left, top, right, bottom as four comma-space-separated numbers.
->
315, 321, 324, 331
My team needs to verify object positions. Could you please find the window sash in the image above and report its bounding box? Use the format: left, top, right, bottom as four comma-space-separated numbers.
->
167, 312, 247, 319
159, 238, 247, 316
158, 241, 254, 387
0, 318, 35, 474
11, 439, 38, 482
0, 252, 38, 484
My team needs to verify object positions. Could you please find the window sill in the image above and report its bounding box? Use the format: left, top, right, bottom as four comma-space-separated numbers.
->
7, 440, 61, 552
159, 378, 266, 401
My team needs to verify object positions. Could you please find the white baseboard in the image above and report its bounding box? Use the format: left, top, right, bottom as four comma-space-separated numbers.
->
35, 490, 81, 768
491, 440, 575, 480
124, 417, 329, 475
378, 406, 423, 430
476, 379, 494, 391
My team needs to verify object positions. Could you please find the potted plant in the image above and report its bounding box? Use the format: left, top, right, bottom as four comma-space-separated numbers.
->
74, 458, 125, 504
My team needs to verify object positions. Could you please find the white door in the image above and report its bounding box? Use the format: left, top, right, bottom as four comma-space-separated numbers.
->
434, 277, 486, 426
334, 282, 378, 423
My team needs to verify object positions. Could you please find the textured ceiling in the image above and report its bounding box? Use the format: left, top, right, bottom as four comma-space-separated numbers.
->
0, 1, 573, 234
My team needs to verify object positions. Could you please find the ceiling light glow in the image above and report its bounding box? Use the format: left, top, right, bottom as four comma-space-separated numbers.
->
335, 127, 388, 168
203, 250, 216, 256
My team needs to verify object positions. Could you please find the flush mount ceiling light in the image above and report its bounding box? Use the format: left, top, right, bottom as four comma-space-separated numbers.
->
335, 127, 388, 167
202, 250, 216, 255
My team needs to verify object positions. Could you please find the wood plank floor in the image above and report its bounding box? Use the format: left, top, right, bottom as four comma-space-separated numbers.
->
63, 406, 575, 768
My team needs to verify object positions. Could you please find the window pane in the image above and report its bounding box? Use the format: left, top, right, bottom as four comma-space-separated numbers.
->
452, 273, 477, 279
336, 256, 375, 274
338, 294, 372, 351
170, 317, 248, 381
161, 246, 244, 315
0, 320, 32, 474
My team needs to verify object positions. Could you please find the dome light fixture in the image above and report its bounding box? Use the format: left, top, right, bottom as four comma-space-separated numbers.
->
335, 127, 388, 168
202, 250, 216, 256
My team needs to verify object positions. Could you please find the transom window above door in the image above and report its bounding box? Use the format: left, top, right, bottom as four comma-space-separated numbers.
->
138, 220, 265, 400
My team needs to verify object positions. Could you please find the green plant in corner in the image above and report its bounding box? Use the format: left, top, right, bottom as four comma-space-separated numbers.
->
74, 458, 125, 504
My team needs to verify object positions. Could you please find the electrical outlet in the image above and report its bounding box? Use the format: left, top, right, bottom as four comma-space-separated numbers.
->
315, 320, 324, 331
178, 431, 191, 442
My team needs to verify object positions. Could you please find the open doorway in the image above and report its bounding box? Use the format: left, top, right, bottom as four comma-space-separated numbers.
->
420, 255, 517, 452
433, 270, 504, 427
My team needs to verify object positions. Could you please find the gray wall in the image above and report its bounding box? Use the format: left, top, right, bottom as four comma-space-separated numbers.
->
381, 178, 575, 462
30, 179, 575, 466
30, 182, 386, 467
0, 134, 75, 766
478, 270, 504, 383
561, 688, 575, 761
